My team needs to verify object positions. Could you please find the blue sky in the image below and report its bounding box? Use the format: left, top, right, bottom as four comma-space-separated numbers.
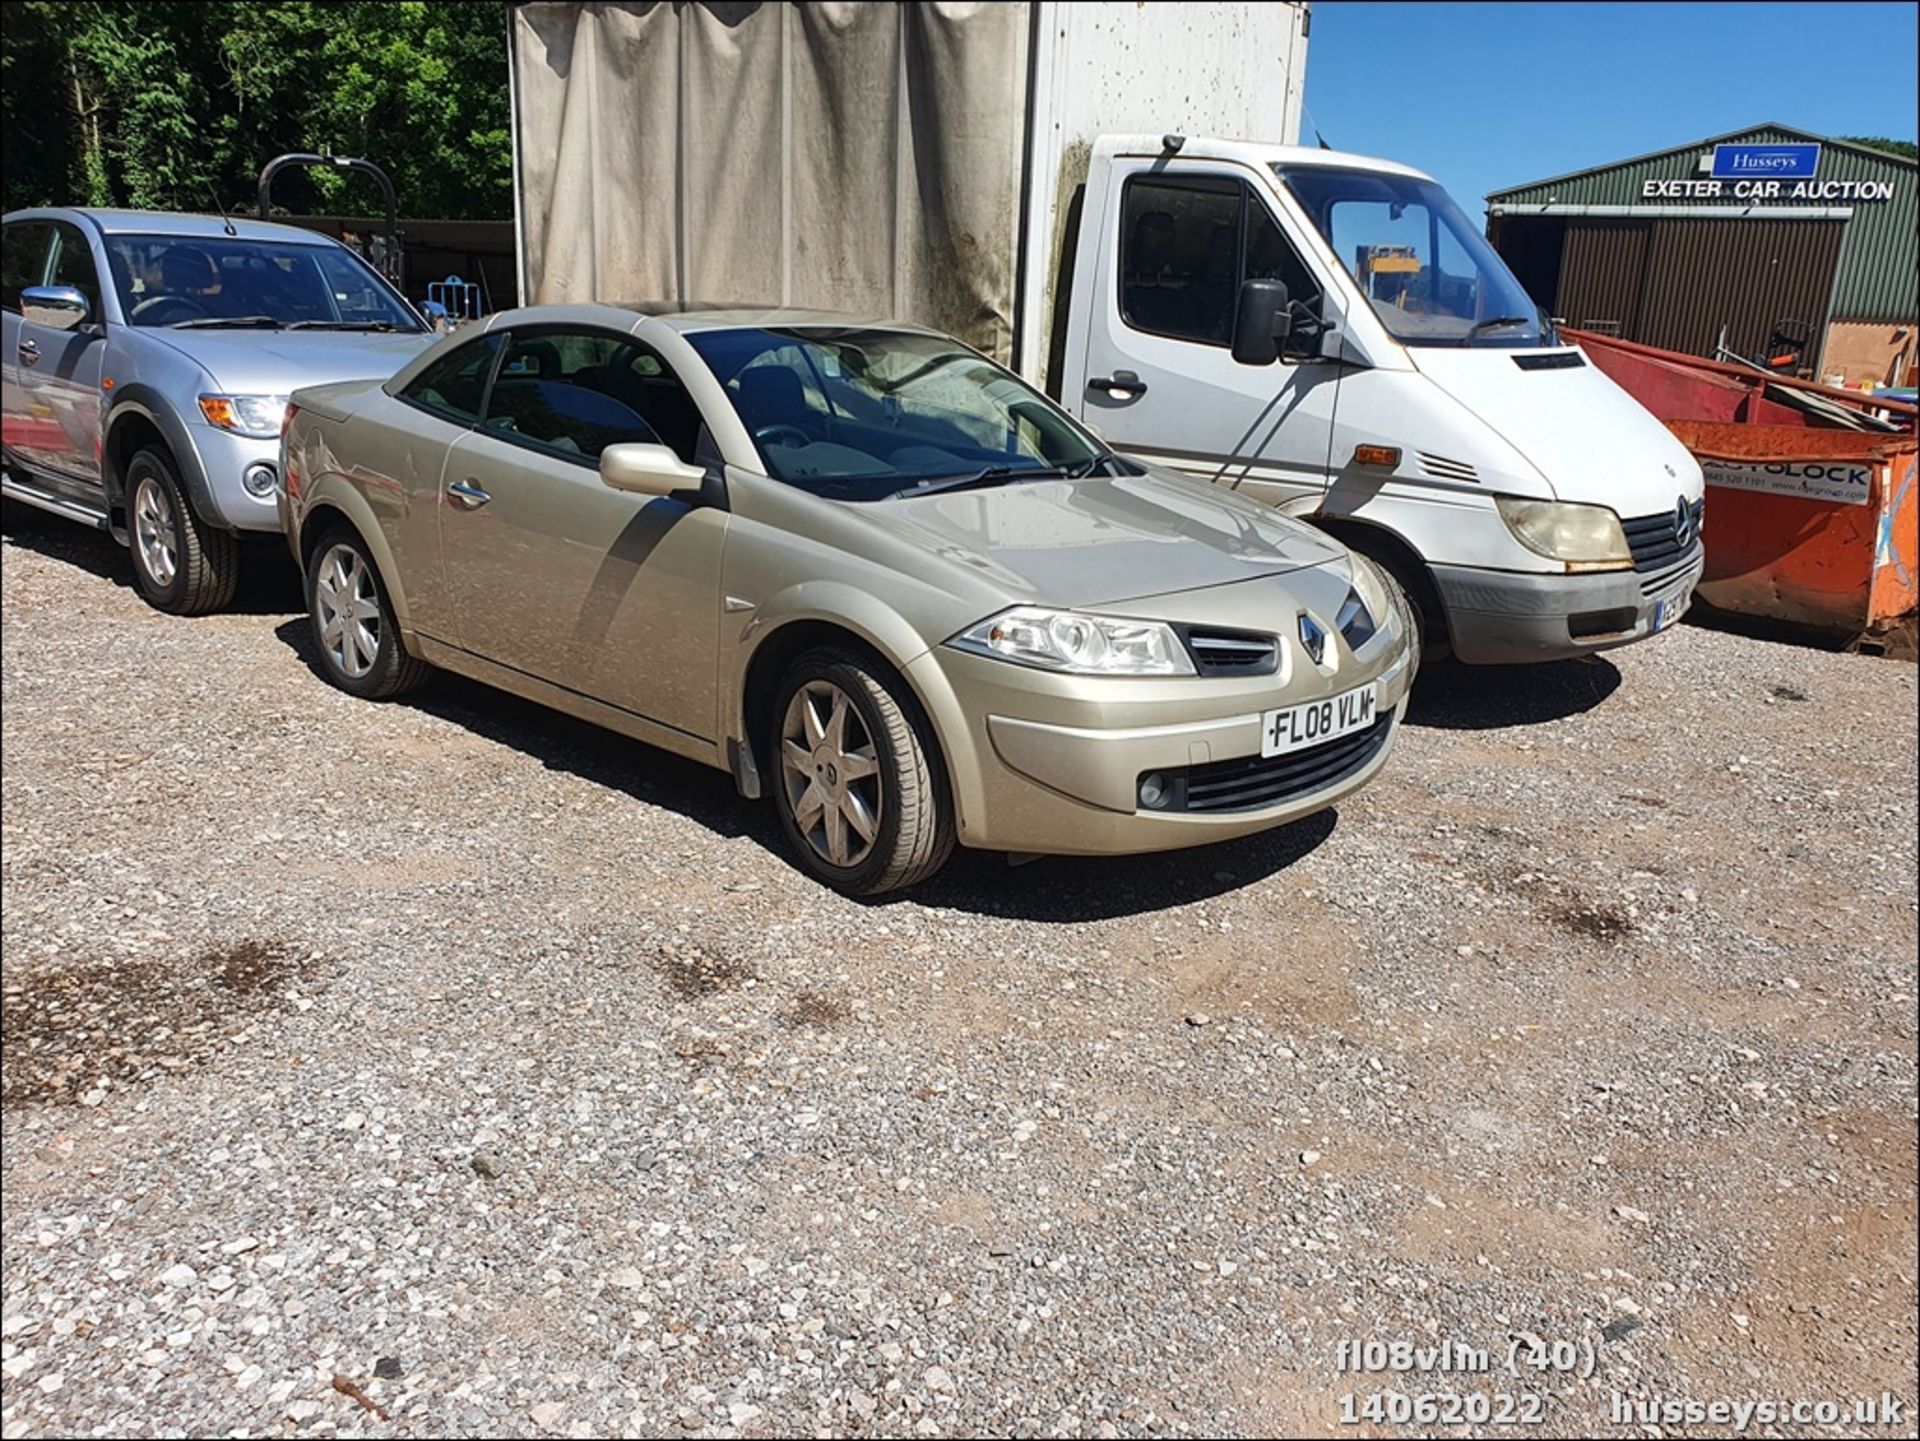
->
1304, 2, 1919, 211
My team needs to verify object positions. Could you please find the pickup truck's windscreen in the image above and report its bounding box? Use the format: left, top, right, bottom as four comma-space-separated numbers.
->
102, 235, 423, 331
688, 327, 1110, 500
1278, 166, 1549, 348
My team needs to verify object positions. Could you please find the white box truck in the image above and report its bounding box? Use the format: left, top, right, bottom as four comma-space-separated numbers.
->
510, 1, 1704, 664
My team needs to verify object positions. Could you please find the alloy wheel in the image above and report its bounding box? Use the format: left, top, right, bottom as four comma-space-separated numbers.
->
780, 680, 883, 868
133, 476, 177, 589
313, 543, 383, 681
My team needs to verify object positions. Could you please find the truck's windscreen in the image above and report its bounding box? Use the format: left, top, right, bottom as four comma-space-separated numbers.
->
1278, 166, 1550, 348
688, 327, 1109, 501
103, 235, 422, 331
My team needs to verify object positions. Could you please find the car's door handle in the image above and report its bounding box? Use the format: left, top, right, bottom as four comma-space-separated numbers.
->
447, 478, 491, 509
1088, 369, 1146, 399
18, 338, 40, 367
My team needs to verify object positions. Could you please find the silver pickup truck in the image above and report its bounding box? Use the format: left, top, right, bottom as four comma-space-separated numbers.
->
2, 209, 435, 612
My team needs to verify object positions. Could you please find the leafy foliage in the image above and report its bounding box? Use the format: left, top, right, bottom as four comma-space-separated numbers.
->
1840, 136, 1918, 163
0, 1, 510, 218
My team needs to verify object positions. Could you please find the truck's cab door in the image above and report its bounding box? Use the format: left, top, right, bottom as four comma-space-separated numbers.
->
15, 222, 109, 497
1075, 162, 1341, 511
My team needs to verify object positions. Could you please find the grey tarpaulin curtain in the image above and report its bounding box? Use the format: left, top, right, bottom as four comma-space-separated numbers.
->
513, 2, 1031, 362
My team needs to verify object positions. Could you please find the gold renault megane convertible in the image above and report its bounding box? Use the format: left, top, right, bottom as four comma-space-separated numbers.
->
280, 304, 1416, 894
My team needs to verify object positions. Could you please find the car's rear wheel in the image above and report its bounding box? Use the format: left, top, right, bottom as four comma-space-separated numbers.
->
770, 648, 954, 895
126, 446, 238, 614
304, 526, 428, 700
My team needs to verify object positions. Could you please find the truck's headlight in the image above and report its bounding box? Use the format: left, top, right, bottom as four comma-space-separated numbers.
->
951, 606, 1195, 676
198, 393, 290, 439
1495, 496, 1631, 571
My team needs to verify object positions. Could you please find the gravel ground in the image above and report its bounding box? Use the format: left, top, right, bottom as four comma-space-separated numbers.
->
3, 510, 1915, 1439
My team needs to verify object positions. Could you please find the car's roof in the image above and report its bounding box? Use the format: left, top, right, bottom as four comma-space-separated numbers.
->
479, 301, 943, 338
4, 206, 341, 245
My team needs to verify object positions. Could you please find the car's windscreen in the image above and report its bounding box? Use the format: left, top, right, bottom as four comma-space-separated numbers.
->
685, 327, 1108, 500
1278, 166, 1549, 347
103, 235, 423, 331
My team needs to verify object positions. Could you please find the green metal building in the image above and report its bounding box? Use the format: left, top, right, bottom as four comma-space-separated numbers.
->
1486, 124, 1917, 387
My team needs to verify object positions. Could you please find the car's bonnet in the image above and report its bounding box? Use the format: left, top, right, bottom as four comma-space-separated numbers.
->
858, 469, 1349, 610
135, 328, 436, 395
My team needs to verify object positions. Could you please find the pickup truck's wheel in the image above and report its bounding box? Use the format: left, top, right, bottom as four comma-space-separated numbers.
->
304, 526, 428, 700
771, 649, 955, 895
127, 446, 238, 615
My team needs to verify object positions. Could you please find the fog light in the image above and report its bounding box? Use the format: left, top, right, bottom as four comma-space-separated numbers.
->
1139, 772, 1169, 809
242, 462, 277, 498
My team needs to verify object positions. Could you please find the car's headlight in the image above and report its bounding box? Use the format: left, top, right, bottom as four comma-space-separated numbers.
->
198, 393, 290, 439
951, 606, 1195, 676
1338, 555, 1391, 649
1495, 496, 1631, 570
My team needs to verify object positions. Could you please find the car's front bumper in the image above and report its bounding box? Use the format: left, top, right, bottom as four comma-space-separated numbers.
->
904, 633, 1416, 856
1432, 546, 1704, 665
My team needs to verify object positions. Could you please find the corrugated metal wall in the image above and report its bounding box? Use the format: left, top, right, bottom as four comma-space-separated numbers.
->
1633, 218, 1844, 358
1555, 220, 1651, 334
1489, 127, 1916, 321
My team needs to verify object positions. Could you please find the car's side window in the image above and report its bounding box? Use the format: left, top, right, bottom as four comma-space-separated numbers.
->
47, 223, 103, 319
481, 329, 704, 465
397, 332, 504, 424
1, 221, 54, 313
1120, 175, 1321, 355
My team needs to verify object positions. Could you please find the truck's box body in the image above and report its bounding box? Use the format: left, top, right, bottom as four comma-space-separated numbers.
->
508, 1, 1308, 374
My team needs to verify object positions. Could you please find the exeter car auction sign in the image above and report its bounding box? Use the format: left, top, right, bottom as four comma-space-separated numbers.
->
1641, 142, 1898, 203
1701, 458, 1874, 506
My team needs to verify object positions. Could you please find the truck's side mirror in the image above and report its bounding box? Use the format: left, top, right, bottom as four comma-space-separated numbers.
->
1231, 279, 1292, 367
20, 285, 90, 332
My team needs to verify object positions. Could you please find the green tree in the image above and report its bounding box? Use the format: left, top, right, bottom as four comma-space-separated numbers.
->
0, 0, 510, 218
1840, 136, 1918, 162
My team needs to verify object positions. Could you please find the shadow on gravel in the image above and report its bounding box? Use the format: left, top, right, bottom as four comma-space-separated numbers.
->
1, 502, 304, 616
273, 617, 1337, 920
1406, 655, 1622, 730
901, 808, 1337, 921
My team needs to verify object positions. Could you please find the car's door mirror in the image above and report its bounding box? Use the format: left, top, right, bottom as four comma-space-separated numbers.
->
20, 285, 90, 332
599, 441, 706, 498
1231, 279, 1292, 367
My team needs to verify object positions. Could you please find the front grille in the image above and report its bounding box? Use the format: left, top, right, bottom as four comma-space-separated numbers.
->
1146, 714, 1393, 814
1621, 499, 1704, 573
1181, 627, 1279, 677
1417, 451, 1479, 484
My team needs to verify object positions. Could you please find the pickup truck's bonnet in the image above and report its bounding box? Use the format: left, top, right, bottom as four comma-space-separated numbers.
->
138, 329, 434, 395
1408, 347, 1704, 516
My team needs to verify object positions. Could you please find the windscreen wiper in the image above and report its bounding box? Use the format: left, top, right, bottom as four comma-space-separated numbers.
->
287, 319, 401, 331
1467, 316, 1531, 337
898, 455, 1116, 499
170, 315, 280, 329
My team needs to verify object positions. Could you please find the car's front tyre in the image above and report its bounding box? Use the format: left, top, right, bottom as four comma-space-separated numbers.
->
770, 648, 955, 895
126, 446, 238, 614
303, 526, 428, 700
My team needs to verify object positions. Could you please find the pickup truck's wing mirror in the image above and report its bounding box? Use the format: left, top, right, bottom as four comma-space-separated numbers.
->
20, 285, 90, 332
1231, 279, 1292, 367
599, 442, 706, 498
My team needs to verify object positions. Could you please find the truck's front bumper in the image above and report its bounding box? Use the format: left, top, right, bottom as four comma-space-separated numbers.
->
1432, 548, 1704, 665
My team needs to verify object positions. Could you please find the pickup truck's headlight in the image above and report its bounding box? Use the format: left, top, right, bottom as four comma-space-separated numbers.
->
951, 606, 1195, 676
198, 393, 290, 439
1495, 496, 1631, 570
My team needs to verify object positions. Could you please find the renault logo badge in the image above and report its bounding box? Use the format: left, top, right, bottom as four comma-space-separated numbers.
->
1299, 612, 1328, 665
1674, 494, 1695, 548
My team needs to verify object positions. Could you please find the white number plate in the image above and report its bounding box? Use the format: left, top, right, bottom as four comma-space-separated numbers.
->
1261, 683, 1380, 758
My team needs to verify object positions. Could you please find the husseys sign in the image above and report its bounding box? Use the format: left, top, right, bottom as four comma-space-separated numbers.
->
1641, 143, 1899, 203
